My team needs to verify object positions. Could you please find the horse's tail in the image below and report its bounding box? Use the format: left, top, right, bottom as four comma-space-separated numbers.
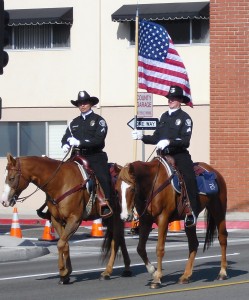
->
101, 201, 124, 262
203, 208, 217, 252
101, 216, 114, 261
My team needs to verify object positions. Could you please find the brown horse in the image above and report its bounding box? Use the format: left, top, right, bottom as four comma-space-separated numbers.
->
115, 156, 228, 288
1, 153, 131, 284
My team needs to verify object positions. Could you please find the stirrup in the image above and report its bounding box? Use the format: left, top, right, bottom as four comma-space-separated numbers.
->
99, 202, 113, 218
184, 212, 196, 228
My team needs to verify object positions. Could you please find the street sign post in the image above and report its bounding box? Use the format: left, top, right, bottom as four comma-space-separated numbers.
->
127, 117, 158, 130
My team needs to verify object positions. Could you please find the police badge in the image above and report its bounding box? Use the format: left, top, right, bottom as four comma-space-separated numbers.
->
175, 119, 181, 126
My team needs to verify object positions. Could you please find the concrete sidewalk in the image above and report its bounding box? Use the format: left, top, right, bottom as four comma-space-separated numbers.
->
0, 235, 49, 262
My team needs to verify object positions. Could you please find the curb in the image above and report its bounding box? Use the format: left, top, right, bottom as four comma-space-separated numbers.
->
0, 246, 50, 262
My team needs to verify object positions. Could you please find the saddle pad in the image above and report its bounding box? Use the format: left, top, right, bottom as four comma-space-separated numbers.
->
172, 170, 218, 195
74, 161, 93, 194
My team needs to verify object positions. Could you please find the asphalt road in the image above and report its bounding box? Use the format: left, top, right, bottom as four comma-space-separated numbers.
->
0, 226, 249, 300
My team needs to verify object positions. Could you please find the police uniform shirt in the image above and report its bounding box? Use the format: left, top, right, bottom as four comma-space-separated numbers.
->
142, 108, 193, 152
61, 111, 107, 151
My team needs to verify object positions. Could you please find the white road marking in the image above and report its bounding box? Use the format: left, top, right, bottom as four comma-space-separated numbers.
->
0, 252, 240, 282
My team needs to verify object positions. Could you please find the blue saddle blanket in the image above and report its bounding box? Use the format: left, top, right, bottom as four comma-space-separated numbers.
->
172, 171, 218, 195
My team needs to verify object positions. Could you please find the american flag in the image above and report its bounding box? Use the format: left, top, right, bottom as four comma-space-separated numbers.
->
138, 20, 192, 106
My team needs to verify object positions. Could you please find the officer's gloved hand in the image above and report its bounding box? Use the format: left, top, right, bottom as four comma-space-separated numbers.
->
131, 130, 143, 140
67, 137, 80, 147
156, 139, 170, 150
62, 144, 70, 153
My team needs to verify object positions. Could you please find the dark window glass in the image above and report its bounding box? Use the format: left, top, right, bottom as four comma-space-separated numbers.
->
6, 24, 71, 50
20, 122, 46, 156
0, 122, 17, 156
192, 19, 209, 43
0, 121, 67, 158
159, 20, 190, 44
130, 19, 209, 45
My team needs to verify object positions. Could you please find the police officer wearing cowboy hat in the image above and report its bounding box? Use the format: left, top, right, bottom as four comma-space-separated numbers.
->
131, 85, 198, 227
61, 91, 112, 218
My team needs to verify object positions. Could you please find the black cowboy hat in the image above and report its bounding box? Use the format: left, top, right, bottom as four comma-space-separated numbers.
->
166, 86, 190, 104
71, 91, 99, 107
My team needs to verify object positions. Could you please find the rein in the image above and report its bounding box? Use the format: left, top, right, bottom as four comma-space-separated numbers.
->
138, 158, 175, 219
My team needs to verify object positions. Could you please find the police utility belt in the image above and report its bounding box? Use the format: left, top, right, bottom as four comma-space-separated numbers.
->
157, 147, 187, 156
74, 148, 103, 156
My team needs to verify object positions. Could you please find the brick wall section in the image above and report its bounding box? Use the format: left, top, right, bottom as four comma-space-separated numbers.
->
210, 0, 249, 212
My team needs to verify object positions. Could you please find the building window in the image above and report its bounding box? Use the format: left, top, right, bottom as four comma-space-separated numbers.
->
6, 24, 71, 50
130, 19, 209, 45
0, 121, 67, 158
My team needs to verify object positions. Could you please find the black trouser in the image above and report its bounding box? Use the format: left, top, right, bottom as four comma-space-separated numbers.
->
173, 152, 198, 216
84, 152, 112, 201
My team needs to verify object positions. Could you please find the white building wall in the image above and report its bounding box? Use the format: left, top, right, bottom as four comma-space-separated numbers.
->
0, 0, 210, 214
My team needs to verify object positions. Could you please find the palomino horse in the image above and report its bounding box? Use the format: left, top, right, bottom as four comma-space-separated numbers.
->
1, 153, 131, 284
116, 156, 228, 288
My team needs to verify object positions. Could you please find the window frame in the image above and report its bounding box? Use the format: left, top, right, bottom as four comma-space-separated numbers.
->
0, 121, 67, 158
6, 23, 71, 50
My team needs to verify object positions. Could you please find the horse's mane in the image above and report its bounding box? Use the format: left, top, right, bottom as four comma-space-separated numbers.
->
119, 164, 135, 185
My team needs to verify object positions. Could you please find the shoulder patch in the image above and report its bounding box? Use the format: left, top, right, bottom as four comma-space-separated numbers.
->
99, 120, 106, 127
185, 119, 192, 126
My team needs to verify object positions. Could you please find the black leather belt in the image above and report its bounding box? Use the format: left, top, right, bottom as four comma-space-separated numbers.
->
80, 148, 102, 155
157, 147, 187, 155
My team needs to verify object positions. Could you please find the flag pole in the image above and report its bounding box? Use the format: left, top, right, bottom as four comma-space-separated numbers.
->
133, 7, 139, 160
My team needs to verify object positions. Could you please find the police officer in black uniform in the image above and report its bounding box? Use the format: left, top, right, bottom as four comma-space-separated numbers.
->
132, 86, 198, 227
61, 91, 112, 218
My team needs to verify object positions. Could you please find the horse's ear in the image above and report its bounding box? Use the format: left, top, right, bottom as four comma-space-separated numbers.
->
113, 163, 122, 173
128, 163, 135, 178
7, 153, 16, 165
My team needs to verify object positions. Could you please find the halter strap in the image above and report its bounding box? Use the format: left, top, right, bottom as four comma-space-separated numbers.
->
6, 158, 30, 194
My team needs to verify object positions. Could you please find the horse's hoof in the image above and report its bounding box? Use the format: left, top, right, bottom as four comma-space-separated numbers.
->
150, 282, 160, 289
217, 274, 228, 280
178, 278, 190, 284
99, 274, 111, 281
122, 270, 132, 277
58, 277, 70, 285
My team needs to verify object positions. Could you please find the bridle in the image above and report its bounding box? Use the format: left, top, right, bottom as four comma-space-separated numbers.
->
121, 158, 175, 220
6, 158, 31, 204
6, 156, 66, 204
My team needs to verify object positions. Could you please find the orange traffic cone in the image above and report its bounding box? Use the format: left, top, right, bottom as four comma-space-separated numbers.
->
130, 219, 139, 235
169, 220, 181, 232
91, 218, 104, 237
10, 207, 22, 238
40, 220, 56, 241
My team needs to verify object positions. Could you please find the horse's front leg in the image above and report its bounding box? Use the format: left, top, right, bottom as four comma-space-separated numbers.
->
120, 234, 132, 277
151, 217, 168, 289
53, 217, 80, 284
178, 225, 199, 284
100, 216, 131, 279
57, 239, 72, 284
137, 217, 156, 276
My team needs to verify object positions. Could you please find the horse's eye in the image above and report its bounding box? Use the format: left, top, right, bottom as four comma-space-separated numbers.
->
9, 176, 15, 182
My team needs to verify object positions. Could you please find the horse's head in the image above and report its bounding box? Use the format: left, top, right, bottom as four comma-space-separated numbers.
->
1, 153, 30, 207
115, 163, 136, 222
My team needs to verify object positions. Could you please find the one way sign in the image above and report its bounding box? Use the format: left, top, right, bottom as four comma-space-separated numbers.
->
127, 117, 158, 130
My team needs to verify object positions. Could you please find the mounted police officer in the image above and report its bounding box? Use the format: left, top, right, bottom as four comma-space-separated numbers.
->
131, 86, 198, 227
61, 91, 112, 218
